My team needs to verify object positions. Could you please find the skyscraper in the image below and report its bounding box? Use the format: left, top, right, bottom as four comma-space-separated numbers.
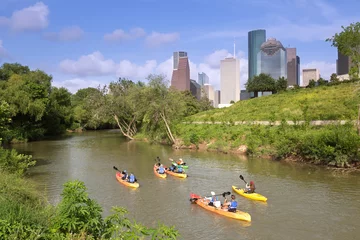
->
198, 72, 209, 86
171, 51, 190, 91
220, 57, 240, 104
336, 49, 351, 75
257, 38, 287, 80
248, 29, 266, 80
286, 48, 297, 86
296, 56, 300, 85
190, 79, 201, 100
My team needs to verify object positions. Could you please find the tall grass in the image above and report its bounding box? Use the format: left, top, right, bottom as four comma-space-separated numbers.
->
186, 81, 360, 122
176, 123, 360, 165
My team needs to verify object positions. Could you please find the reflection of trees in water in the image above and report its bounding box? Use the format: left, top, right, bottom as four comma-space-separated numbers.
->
245, 157, 359, 193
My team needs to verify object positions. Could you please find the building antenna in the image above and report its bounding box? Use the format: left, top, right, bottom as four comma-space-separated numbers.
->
233, 37, 236, 59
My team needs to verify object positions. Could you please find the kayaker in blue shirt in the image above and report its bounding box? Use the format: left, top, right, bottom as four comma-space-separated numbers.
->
169, 163, 177, 171
158, 164, 165, 174
222, 195, 237, 212
127, 173, 136, 183
176, 165, 184, 173
121, 170, 128, 180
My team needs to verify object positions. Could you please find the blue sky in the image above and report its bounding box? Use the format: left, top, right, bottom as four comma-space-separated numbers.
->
0, 0, 358, 92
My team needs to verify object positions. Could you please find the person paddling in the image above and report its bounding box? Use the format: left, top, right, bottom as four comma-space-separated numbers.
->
176, 158, 184, 165
222, 195, 237, 212
121, 170, 128, 180
244, 181, 256, 193
127, 173, 137, 183
208, 191, 219, 207
158, 164, 165, 174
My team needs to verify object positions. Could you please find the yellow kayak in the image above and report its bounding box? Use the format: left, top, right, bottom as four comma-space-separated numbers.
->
232, 186, 267, 202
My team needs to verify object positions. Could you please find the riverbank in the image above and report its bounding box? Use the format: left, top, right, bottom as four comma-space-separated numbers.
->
167, 122, 360, 169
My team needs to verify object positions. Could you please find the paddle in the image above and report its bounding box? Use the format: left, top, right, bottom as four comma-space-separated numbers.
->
239, 175, 247, 184
189, 191, 231, 201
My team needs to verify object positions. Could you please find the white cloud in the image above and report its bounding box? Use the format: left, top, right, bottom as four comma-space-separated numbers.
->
0, 2, 49, 32
301, 61, 336, 82
58, 49, 249, 91
116, 60, 158, 79
104, 28, 146, 42
145, 32, 179, 47
43, 26, 84, 41
204, 49, 233, 68
59, 51, 117, 76
52, 78, 103, 94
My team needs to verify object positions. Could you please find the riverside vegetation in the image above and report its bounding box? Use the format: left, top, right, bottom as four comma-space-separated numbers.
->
1, 22, 360, 238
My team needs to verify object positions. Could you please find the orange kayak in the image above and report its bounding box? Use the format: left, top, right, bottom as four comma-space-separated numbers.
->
190, 193, 251, 222
153, 165, 167, 178
115, 172, 139, 188
165, 166, 187, 178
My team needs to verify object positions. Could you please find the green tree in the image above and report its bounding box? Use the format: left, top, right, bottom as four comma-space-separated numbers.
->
327, 22, 360, 78
307, 79, 316, 88
245, 73, 276, 93
276, 77, 288, 92
0, 63, 30, 81
317, 77, 327, 86
330, 73, 339, 82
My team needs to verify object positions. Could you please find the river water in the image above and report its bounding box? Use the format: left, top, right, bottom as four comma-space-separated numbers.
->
13, 130, 360, 240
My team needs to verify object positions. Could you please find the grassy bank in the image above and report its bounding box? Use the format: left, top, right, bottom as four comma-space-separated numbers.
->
185, 81, 360, 122
174, 123, 360, 167
169, 81, 360, 168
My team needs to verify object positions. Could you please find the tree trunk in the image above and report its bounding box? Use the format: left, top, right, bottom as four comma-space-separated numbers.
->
113, 114, 134, 140
160, 111, 176, 144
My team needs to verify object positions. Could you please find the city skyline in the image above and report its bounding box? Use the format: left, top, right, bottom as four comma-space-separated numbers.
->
0, 0, 357, 93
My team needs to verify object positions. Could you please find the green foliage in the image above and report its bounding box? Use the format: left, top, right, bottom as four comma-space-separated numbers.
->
327, 22, 360, 78
176, 123, 360, 164
246, 73, 276, 93
51, 180, 104, 238
0, 146, 35, 175
275, 77, 288, 92
317, 78, 327, 86
330, 73, 339, 83
308, 79, 316, 88
186, 81, 360, 122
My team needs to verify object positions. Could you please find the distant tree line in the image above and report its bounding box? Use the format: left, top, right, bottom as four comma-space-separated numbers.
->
0, 63, 212, 144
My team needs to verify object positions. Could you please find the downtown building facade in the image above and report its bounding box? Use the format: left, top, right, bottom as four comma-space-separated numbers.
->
220, 57, 240, 104
257, 38, 287, 80
171, 51, 190, 91
190, 79, 201, 100
248, 29, 266, 81
302, 69, 320, 86
198, 72, 209, 86
286, 48, 300, 86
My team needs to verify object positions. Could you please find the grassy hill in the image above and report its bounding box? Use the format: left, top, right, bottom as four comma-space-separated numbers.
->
186, 81, 360, 122
174, 81, 360, 168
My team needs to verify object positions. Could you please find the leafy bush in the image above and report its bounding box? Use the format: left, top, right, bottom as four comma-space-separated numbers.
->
0, 147, 35, 175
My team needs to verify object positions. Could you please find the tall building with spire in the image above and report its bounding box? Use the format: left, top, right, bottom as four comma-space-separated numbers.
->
171, 51, 190, 91
220, 41, 240, 105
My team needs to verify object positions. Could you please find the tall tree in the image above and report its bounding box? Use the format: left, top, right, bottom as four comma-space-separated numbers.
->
330, 73, 339, 82
327, 22, 360, 78
276, 77, 288, 92
245, 73, 276, 93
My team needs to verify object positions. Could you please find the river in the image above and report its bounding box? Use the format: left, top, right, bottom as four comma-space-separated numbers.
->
13, 130, 360, 240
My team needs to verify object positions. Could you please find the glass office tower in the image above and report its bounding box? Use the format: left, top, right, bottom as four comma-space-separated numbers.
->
257, 38, 287, 80
248, 29, 266, 80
